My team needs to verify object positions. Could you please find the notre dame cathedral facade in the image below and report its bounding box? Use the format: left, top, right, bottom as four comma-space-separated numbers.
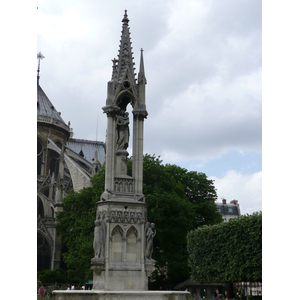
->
37, 70, 105, 272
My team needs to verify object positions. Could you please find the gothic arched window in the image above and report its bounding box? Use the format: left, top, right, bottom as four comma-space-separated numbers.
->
49, 141, 61, 177
37, 140, 43, 176
37, 197, 44, 218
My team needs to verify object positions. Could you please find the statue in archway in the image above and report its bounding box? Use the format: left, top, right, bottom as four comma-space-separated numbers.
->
116, 110, 130, 150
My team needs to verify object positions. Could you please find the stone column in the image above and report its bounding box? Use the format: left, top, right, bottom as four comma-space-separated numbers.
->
132, 112, 146, 194
105, 113, 115, 192
102, 106, 120, 192
132, 114, 138, 191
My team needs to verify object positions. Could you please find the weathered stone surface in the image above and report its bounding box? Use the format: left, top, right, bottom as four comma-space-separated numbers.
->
93, 10, 152, 291
91, 258, 106, 290
52, 290, 189, 300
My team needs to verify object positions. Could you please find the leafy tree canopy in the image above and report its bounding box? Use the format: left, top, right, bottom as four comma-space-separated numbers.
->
131, 154, 222, 288
56, 154, 222, 287
56, 167, 105, 281
187, 212, 262, 285
37, 268, 69, 286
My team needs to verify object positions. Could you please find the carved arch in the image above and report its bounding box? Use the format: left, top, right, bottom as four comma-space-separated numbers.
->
37, 196, 44, 218
37, 135, 46, 149
110, 224, 124, 239
110, 224, 124, 262
125, 224, 140, 238
116, 90, 136, 111
37, 192, 54, 217
37, 230, 53, 252
126, 225, 138, 262
47, 139, 61, 177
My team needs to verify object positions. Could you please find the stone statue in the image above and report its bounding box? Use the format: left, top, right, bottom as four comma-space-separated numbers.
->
145, 222, 156, 260
93, 212, 107, 259
116, 110, 130, 150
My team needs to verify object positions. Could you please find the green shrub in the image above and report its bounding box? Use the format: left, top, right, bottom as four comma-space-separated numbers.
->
37, 268, 69, 285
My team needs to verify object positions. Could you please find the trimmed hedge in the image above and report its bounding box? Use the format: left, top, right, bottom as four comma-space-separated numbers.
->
187, 212, 262, 283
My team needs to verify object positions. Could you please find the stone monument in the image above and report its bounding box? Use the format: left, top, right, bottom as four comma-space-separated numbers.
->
53, 10, 188, 300
90, 9, 154, 291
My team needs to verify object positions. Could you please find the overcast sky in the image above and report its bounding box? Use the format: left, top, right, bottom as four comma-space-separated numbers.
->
2, 2, 300, 296
35, 0, 262, 215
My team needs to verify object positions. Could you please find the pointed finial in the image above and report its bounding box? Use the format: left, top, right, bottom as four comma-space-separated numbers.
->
37, 52, 45, 84
122, 9, 129, 25
138, 48, 146, 83
139, 48, 144, 74
111, 58, 118, 80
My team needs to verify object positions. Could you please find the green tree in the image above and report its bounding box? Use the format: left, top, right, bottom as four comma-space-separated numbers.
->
138, 155, 195, 289
187, 212, 262, 298
163, 163, 222, 227
129, 154, 222, 289
56, 167, 105, 282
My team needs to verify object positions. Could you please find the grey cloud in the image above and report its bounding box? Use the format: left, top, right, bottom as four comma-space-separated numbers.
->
37, 0, 261, 170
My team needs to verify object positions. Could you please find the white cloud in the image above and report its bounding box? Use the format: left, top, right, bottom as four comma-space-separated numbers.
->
210, 170, 262, 215
145, 67, 262, 162
36, 0, 262, 211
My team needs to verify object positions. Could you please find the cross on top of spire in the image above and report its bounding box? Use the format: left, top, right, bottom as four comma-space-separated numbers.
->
37, 52, 45, 84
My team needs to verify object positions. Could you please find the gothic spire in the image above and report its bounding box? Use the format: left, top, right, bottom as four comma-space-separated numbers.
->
114, 10, 136, 83
138, 48, 147, 84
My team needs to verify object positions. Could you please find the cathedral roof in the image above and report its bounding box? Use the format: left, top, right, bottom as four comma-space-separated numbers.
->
37, 81, 70, 135
67, 138, 106, 166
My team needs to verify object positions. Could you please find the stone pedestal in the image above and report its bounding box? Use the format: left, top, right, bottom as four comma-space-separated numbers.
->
115, 150, 129, 176
52, 290, 190, 300
145, 259, 156, 278
92, 199, 152, 291
91, 258, 106, 290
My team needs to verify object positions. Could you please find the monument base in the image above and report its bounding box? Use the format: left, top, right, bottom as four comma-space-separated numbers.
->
52, 290, 189, 300
91, 258, 106, 290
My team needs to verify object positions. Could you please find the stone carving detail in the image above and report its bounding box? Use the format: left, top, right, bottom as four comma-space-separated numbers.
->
93, 210, 107, 259
108, 209, 142, 224
145, 222, 156, 260
112, 225, 124, 241
114, 177, 134, 193
110, 223, 140, 239
116, 110, 130, 150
